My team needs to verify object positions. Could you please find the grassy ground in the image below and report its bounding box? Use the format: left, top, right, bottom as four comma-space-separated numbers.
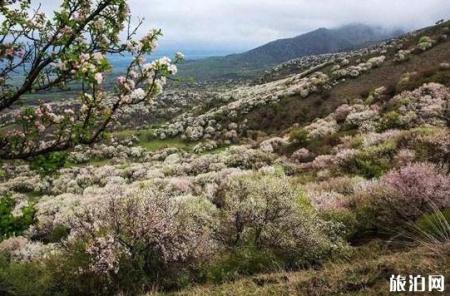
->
54, 130, 195, 169
111, 128, 195, 152
151, 242, 449, 296
138, 138, 194, 152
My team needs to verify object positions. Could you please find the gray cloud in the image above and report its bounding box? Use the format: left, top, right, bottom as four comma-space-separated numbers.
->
36, 0, 450, 52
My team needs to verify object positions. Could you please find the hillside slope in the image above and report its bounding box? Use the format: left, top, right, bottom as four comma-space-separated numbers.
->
150, 20, 450, 295
162, 21, 450, 142
1, 21, 450, 296
179, 24, 401, 81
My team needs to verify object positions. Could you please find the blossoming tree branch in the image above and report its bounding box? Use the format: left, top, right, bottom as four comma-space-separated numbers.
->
0, 0, 182, 159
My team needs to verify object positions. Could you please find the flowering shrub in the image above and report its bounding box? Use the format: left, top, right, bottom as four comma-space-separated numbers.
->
68, 188, 217, 288
0, 0, 182, 159
333, 104, 353, 122
304, 176, 364, 211
216, 173, 345, 267
311, 154, 336, 170
0, 236, 51, 262
413, 128, 450, 166
259, 137, 288, 153
352, 163, 450, 232
345, 109, 379, 131
380, 163, 450, 219
390, 83, 450, 127
291, 148, 315, 163
393, 149, 416, 167
417, 36, 434, 51
305, 117, 339, 139
224, 146, 275, 169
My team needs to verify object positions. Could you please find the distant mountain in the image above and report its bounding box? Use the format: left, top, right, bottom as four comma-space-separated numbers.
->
179, 24, 403, 81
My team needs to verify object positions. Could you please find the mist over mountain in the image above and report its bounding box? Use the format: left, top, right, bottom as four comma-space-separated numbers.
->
178, 24, 404, 81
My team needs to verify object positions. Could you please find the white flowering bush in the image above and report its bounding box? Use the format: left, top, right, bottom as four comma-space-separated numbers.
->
0, 236, 54, 262
224, 146, 275, 169
390, 83, 450, 127
66, 187, 217, 290
305, 117, 339, 139
304, 176, 365, 211
259, 137, 288, 153
417, 36, 434, 51
215, 173, 346, 266
0, 0, 182, 159
345, 109, 379, 131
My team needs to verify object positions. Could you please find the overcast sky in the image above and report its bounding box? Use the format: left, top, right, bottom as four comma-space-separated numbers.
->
41, 0, 450, 53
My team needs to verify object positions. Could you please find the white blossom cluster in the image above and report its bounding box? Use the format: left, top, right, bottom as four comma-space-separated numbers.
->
156, 71, 330, 142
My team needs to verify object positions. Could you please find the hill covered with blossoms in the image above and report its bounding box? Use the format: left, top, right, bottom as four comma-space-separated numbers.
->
0, 18, 450, 296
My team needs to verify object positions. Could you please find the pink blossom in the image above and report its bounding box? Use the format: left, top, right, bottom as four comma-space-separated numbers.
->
94, 73, 103, 84
380, 162, 450, 219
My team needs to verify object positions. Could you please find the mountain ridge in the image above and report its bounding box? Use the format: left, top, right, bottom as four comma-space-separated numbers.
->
179, 23, 403, 81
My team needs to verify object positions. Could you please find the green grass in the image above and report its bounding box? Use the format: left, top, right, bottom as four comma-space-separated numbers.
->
58, 129, 195, 169
110, 128, 157, 142
157, 242, 449, 296
87, 159, 113, 167
341, 139, 398, 179
110, 127, 195, 152
138, 138, 194, 152
0, 195, 36, 241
